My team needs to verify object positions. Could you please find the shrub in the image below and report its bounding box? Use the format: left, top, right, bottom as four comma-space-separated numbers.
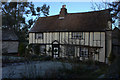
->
18, 42, 26, 56
108, 52, 116, 64
33, 45, 40, 55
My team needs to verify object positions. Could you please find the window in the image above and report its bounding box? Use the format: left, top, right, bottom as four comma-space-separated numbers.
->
40, 45, 46, 54
66, 46, 75, 56
80, 48, 88, 57
35, 33, 43, 39
72, 32, 83, 39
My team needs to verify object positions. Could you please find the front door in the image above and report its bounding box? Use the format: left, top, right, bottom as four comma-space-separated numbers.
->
52, 41, 60, 58
53, 47, 59, 58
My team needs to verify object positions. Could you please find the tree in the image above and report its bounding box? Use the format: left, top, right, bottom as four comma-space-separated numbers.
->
91, 1, 120, 28
91, 1, 120, 78
2, 1, 50, 42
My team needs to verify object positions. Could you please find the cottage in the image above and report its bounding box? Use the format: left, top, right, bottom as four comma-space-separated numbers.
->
29, 5, 112, 63
2, 28, 19, 55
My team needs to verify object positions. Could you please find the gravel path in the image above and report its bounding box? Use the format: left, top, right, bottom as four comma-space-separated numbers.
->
2, 61, 72, 78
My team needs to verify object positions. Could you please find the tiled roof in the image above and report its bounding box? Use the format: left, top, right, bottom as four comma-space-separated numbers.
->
2, 28, 19, 41
29, 9, 111, 32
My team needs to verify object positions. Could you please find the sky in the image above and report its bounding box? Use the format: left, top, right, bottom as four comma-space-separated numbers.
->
26, 2, 96, 28
32, 2, 119, 28
27, 2, 98, 28
33, 2, 97, 16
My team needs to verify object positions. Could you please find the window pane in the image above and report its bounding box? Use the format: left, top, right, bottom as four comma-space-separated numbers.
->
40, 45, 46, 53
72, 32, 83, 39
36, 33, 43, 39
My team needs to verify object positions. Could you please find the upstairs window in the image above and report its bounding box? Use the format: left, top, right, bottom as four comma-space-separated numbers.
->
72, 32, 83, 39
35, 33, 43, 39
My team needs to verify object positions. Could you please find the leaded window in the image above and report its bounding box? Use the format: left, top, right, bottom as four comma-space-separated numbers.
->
72, 32, 83, 39
35, 33, 43, 39
40, 45, 46, 54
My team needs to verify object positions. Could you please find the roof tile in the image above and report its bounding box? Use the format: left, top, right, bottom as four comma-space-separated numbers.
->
29, 9, 111, 32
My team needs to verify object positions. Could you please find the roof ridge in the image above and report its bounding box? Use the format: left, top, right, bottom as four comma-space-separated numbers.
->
38, 9, 110, 18
68, 9, 110, 14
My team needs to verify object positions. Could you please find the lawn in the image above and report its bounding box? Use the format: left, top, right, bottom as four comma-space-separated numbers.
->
2, 55, 109, 79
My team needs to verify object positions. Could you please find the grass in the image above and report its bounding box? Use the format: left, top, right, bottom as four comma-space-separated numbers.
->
2, 61, 108, 79
55, 59, 108, 79
2, 55, 109, 79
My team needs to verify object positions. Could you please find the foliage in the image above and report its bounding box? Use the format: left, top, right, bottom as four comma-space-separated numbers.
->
65, 46, 75, 56
32, 45, 40, 55
2, 56, 25, 66
47, 47, 52, 53
44, 48, 46, 54
85, 59, 95, 65
91, 1, 120, 27
3, 56, 109, 79
105, 56, 120, 78
2, 1, 50, 42
18, 42, 26, 56
107, 2, 120, 26
108, 52, 116, 64
57, 61, 107, 79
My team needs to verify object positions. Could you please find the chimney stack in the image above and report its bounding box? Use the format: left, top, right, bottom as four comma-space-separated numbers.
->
59, 5, 67, 19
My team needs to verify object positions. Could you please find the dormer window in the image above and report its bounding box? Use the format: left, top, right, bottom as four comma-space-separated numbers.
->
35, 33, 43, 39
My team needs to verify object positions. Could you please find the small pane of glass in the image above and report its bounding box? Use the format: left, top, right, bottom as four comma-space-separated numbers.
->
36, 33, 43, 39
72, 32, 83, 39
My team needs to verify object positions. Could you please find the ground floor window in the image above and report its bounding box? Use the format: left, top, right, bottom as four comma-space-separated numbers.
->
31, 44, 101, 61
65, 46, 75, 56
80, 48, 88, 57
40, 45, 46, 54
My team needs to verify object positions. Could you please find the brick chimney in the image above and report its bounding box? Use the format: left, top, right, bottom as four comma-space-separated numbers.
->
59, 5, 67, 19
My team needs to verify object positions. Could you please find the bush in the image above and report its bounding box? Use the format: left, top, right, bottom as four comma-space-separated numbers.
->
32, 45, 40, 55
108, 52, 116, 64
18, 42, 26, 56
83, 59, 94, 65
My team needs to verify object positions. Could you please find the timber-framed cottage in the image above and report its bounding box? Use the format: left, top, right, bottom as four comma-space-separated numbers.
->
29, 5, 112, 63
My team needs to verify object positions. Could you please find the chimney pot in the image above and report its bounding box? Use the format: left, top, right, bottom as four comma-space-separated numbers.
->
62, 5, 66, 8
